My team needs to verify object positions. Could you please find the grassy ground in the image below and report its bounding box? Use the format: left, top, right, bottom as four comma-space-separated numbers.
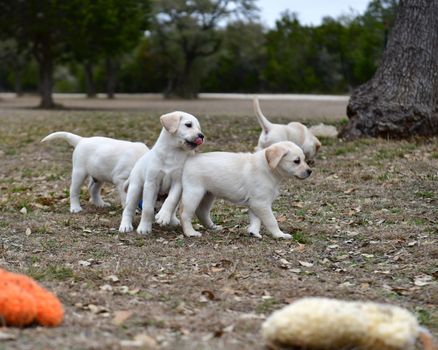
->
0, 97, 437, 349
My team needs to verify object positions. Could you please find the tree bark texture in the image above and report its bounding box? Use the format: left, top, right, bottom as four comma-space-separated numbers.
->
341, 0, 438, 139
14, 67, 23, 97
106, 57, 116, 99
84, 62, 97, 98
37, 55, 55, 109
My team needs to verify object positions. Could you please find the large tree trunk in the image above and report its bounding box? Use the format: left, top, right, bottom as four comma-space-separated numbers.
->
105, 57, 116, 99
83, 62, 96, 98
37, 54, 55, 109
341, 0, 438, 139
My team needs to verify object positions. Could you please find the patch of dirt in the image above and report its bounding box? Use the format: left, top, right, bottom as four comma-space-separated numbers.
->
0, 93, 346, 121
0, 97, 437, 349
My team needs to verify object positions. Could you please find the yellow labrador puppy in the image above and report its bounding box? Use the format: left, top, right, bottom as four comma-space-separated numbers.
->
41, 132, 148, 212
180, 141, 311, 239
253, 97, 321, 161
119, 111, 204, 235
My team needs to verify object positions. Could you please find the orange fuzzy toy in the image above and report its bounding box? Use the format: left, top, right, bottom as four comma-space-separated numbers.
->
0, 268, 64, 327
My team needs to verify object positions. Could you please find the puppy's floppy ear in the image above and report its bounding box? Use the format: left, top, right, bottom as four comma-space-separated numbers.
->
160, 112, 181, 134
265, 144, 288, 169
314, 136, 321, 152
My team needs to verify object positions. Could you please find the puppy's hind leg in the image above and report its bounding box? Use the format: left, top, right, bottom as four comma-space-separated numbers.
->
88, 178, 110, 207
181, 188, 205, 237
195, 192, 221, 231
115, 178, 128, 208
70, 169, 88, 213
247, 209, 262, 238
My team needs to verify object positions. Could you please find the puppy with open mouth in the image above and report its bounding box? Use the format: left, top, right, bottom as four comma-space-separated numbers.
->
119, 111, 204, 235
41, 132, 148, 213
180, 141, 312, 239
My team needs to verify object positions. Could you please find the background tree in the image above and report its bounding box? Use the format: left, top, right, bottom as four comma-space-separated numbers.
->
0, 0, 76, 108
341, 0, 438, 138
152, 0, 257, 98
68, 0, 150, 99
0, 40, 29, 96
201, 21, 265, 92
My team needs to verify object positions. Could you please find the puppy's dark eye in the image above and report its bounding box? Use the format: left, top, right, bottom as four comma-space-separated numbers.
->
185, 122, 192, 128
294, 158, 301, 164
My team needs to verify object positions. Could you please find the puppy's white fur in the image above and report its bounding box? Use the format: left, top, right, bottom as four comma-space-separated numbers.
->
41, 132, 148, 213
119, 111, 204, 235
253, 97, 321, 160
180, 141, 312, 239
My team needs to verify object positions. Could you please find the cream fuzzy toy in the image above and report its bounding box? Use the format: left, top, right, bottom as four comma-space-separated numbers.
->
262, 297, 437, 350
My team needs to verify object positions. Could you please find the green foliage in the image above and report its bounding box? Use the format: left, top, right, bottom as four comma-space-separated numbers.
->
151, 0, 258, 98
261, 0, 398, 93
201, 21, 266, 92
0, 0, 398, 97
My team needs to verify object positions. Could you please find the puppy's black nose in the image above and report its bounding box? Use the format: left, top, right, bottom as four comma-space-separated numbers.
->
198, 133, 204, 139
307, 169, 312, 176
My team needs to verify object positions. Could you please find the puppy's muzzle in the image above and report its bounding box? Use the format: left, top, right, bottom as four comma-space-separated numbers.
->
298, 168, 312, 179
185, 133, 204, 149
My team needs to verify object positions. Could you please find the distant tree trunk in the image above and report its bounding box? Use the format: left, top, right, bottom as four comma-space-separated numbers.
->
341, 0, 438, 139
14, 67, 23, 97
83, 62, 96, 98
105, 57, 116, 99
173, 57, 198, 99
36, 53, 55, 109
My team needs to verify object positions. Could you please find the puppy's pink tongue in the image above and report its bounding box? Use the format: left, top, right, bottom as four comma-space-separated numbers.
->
195, 138, 204, 145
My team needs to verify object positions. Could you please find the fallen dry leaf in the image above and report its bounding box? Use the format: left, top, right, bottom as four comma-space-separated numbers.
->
104, 275, 120, 283
277, 215, 287, 223
99, 284, 113, 292
414, 275, 433, 287
112, 310, 133, 326
0, 331, 16, 341
200, 290, 215, 302
278, 258, 291, 269
298, 261, 313, 267
120, 333, 158, 349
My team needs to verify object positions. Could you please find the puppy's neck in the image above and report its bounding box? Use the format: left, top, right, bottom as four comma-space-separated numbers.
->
154, 128, 183, 155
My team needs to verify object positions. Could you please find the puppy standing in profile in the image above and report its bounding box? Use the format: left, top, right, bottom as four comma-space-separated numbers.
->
180, 141, 312, 239
253, 97, 321, 161
119, 111, 204, 235
41, 132, 148, 213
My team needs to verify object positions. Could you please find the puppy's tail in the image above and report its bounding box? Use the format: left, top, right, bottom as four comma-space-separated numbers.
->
123, 178, 130, 193
253, 97, 273, 133
41, 131, 82, 147
309, 124, 338, 138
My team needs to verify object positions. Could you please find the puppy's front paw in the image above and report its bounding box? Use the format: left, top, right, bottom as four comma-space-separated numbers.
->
70, 206, 82, 213
94, 200, 111, 208
155, 210, 172, 226
119, 221, 134, 233
137, 222, 152, 235
170, 215, 180, 227
273, 232, 292, 239
249, 231, 262, 239
184, 230, 202, 237
210, 224, 223, 232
